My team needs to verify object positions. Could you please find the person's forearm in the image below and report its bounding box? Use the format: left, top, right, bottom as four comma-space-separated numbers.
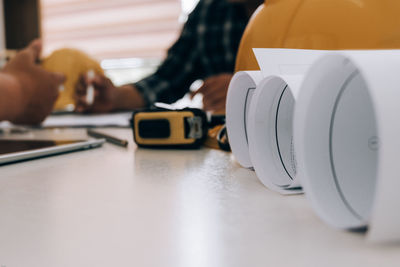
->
113, 84, 146, 110
0, 72, 23, 122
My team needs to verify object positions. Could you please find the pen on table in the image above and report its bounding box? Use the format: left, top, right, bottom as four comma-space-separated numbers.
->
87, 129, 129, 148
86, 70, 95, 105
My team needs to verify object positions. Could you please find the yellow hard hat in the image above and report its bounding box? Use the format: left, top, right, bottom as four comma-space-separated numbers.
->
42, 48, 103, 111
236, 0, 400, 71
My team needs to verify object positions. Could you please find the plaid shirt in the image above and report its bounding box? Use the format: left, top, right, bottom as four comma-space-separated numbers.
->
134, 0, 249, 105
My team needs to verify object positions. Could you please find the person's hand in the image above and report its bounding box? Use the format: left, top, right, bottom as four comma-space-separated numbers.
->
74, 73, 117, 113
192, 73, 233, 113
2, 39, 65, 125
74, 73, 146, 113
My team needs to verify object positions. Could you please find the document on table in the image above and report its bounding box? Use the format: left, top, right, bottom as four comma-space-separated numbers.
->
268, 49, 400, 243
252, 48, 328, 77
41, 112, 133, 128
237, 48, 329, 195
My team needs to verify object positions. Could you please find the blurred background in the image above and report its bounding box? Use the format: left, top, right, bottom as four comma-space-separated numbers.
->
0, 0, 200, 85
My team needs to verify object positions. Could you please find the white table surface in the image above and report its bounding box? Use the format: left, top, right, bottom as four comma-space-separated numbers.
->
0, 128, 399, 267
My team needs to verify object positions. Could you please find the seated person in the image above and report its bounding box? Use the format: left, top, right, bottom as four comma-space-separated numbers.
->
75, 0, 263, 114
0, 40, 65, 124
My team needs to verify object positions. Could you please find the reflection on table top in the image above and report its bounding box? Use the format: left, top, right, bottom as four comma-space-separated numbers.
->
0, 128, 399, 267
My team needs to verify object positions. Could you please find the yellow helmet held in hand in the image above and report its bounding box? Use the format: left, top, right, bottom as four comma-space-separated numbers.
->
41, 48, 103, 111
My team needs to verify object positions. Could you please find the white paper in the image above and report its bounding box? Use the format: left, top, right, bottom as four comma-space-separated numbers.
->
293, 50, 400, 242
226, 71, 263, 168
253, 48, 329, 77
245, 48, 328, 194
247, 75, 302, 195
41, 112, 132, 128
352, 51, 400, 243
